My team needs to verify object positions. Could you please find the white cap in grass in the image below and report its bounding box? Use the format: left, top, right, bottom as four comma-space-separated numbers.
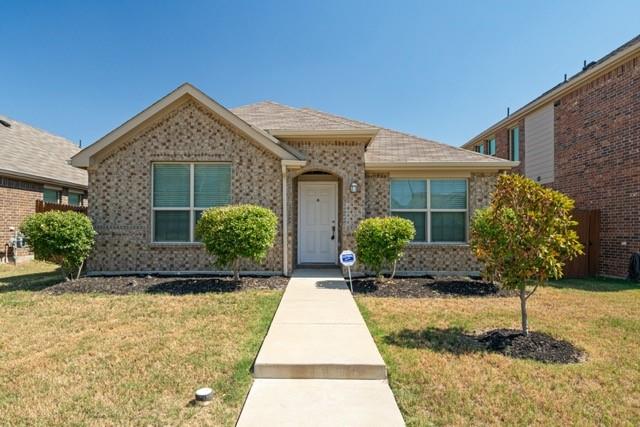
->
195, 387, 214, 406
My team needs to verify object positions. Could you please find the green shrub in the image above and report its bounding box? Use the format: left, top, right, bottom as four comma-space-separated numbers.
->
354, 216, 415, 278
196, 204, 278, 280
470, 173, 583, 335
21, 211, 96, 280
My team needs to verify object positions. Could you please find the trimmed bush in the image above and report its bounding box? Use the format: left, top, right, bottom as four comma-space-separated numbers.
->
355, 216, 415, 278
21, 211, 96, 280
196, 204, 278, 280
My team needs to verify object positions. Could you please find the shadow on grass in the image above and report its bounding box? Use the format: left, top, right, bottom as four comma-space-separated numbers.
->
383, 327, 484, 354
549, 277, 639, 292
0, 270, 63, 293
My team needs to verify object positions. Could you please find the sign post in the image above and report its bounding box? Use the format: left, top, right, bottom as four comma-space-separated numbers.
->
339, 250, 356, 293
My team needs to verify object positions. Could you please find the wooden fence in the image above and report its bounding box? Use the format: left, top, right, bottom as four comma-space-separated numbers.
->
563, 209, 600, 278
35, 200, 88, 215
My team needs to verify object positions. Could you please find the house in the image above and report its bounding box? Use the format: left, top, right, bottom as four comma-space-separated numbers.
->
462, 34, 640, 278
0, 115, 88, 263
70, 83, 515, 276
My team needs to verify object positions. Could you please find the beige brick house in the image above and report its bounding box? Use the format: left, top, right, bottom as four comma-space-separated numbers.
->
71, 84, 515, 275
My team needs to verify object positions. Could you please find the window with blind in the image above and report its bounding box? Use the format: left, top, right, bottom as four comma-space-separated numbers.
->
509, 127, 519, 161
43, 188, 60, 203
152, 163, 231, 242
68, 192, 83, 206
488, 137, 496, 156
390, 179, 467, 242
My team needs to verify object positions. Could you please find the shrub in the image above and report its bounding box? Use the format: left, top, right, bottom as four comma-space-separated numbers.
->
355, 217, 415, 279
196, 204, 278, 280
470, 173, 583, 335
21, 211, 96, 280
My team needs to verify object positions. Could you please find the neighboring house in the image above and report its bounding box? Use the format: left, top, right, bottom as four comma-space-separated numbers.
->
462, 35, 640, 278
0, 115, 88, 263
71, 83, 515, 275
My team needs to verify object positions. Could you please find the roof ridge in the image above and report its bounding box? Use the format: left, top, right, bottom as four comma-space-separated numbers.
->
299, 107, 375, 129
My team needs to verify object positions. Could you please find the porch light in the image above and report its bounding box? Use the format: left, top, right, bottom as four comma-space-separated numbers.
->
350, 182, 359, 193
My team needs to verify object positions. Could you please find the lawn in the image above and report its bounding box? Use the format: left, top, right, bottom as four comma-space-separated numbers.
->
0, 262, 282, 426
357, 277, 640, 426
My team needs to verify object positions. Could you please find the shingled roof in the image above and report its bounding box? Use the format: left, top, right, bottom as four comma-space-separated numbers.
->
232, 102, 513, 167
0, 115, 87, 187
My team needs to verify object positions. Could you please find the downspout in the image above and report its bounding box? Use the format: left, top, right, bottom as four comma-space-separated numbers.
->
281, 162, 288, 276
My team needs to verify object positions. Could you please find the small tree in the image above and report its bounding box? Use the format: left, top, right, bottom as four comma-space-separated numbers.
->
196, 204, 277, 280
470, 174, 583, 335
355, 217, 415, 279
21, 211, 96, 280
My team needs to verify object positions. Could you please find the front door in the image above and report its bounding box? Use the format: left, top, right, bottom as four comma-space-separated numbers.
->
298, 182, 338, 264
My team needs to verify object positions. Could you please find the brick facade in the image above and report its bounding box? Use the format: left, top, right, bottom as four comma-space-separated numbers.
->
0, 176, 87, 261
467, 52, 640, 277
87, 99, 500, 275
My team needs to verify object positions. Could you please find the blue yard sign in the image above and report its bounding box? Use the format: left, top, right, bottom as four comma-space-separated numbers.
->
340, 250, 356, 292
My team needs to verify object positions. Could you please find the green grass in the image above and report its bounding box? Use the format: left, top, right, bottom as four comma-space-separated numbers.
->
358, 277, 640, 426
0, 261, 282, 426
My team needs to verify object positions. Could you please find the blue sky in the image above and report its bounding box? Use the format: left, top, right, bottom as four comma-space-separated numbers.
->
1, 1, 638, 148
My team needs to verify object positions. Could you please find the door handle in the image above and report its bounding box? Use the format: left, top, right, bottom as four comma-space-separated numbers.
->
331, 226, 335, 240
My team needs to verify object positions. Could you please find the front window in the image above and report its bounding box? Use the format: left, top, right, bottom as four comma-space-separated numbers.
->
43, 188, 60, 203
68, 192, 83, 206
390, 179, 467, 242
509, 127, 520, 161
152, 163, 231, 242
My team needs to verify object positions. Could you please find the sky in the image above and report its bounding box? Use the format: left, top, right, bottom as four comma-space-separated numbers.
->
1, 1, 639, 148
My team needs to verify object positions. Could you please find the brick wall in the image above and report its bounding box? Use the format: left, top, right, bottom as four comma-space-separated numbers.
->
468, 52, 640, 277
0, 177, 43, 251
553, 54, 640, 276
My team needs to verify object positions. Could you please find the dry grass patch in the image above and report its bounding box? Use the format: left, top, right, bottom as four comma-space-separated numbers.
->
0, 262, 282, 426
358, 278, 640, 426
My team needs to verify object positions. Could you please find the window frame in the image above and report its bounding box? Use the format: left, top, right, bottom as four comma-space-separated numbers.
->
151, 162, 231, 244
487, 137, 496, 156
389, 178, 469, 244
509, 126, 520, 161
68, 191, 84, 206
43, 186, 61, 204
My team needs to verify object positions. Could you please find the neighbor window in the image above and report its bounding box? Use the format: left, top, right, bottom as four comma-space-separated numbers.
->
152, 163, 231, 242
475, 143, 485, 154
488, 138, 496, 156
68, 192, 83, 206
509, 127, 520, 161
390, 179, 467, 242
43, 188, 61, 203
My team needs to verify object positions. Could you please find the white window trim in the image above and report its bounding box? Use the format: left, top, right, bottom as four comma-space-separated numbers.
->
389, 178, 469, 244
151, 162, 231, 244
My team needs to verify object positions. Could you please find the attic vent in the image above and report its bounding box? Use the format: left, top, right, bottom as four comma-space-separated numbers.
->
0, 119, 10, 128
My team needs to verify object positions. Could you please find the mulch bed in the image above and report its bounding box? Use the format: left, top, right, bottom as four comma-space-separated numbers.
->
43, 275, 288, 295
477, 329, 587, 364
350, 276, 515, 298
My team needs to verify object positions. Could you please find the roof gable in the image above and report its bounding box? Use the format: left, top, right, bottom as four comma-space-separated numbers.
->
71, 84, 303, 168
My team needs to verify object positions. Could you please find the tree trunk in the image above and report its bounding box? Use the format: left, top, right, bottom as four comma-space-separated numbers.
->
233, 259, 240, 281
390, 260, 397, 280
519, 288, 529, 336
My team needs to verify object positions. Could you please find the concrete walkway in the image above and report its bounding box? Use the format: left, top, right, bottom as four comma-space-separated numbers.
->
237, 269, 404, 426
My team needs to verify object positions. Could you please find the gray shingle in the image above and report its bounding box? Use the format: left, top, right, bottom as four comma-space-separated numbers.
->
0, 115, 87, 187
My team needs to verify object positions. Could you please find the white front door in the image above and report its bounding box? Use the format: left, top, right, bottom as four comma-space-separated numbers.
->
298, 182, 338, 264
